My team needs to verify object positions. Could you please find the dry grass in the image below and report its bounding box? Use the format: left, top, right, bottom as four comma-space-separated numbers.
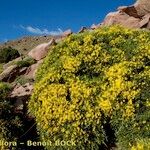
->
0, 35, 59, 55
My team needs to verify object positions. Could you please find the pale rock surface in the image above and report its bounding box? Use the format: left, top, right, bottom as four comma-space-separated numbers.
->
63, 29, 72, 36
0, 65, 18, 82
10, 82, 33, 98
10, 83, 33, 112
134, 0, 150, 17
28, 39, 55, 60
3, 57, 22, 70
139, 13, 150, 27
78, 27, 87, 33
25, 59, 43, 79
102, 11, 140, 28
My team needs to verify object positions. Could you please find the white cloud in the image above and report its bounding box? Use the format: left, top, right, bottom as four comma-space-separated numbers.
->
4, 38, 8, 42
20, 25, 63, 36
0, 38, 8, 43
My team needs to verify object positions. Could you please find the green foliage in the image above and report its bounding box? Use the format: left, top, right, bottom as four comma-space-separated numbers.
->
0, 82, 11, 99
15, 75, 34, 85
0, 63, 3, 74
0, 82, 24, 149
16, 57, 36, 68
0, 82, 12, 149
29, 26, 150, 150
0, 46, 20, 63
130, 138, 150, 150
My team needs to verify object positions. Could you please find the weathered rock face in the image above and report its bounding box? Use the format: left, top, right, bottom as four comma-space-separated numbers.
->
139, 14, 150, 28
134, 0, 150, 17
117, 6, 140, 18
78, 27, 88, 33
3, 57, 22, 70
28, 39, 56, 61
123, 16, 141, 28
10, 83, 33, 98
102, 11, 140, 28
25, 59, 43, 79
0, 65, 18, 82
0, 65, 28, 82
9, 83, 33, 113
91, 24, 99, 30
102, 12, 128, 26
101, 0, 150, 30
63, 29, 72, 36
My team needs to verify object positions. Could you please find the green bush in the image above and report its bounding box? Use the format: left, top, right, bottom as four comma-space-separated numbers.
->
130, 138, 150, 150
15, 75, 34, 85
0, 82, 12, 149
0, 82, 24, 150
0, 63, 3, 73
28, 26, 150, 150
16, 57, 36, 68
0, 82, 11, 99
0, 47, 20, 63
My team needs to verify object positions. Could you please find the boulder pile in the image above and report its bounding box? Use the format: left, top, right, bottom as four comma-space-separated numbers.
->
101, 0, 150, 29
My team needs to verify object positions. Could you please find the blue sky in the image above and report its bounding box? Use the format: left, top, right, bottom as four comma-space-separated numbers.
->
0, 0, 134, 43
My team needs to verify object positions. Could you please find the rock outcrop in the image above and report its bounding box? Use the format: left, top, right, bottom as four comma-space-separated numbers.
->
0, 65, 19, 82
62, 29, 72, 36
10, 83, 33, 98
3, 57, 22, 70
101, 0, 150, 29
135, 0, 150, 17
28, 39, 56, 60
91, 24, 100, 30
0, 65, 28, 82
9, 83, 33, 113
25, 59, 43, 79
102, 11, 141, 28
78, 27, 88, 33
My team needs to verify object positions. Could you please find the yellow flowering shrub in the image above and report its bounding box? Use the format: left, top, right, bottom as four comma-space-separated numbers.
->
29, 26, 150, 150
131, 138, 150, 150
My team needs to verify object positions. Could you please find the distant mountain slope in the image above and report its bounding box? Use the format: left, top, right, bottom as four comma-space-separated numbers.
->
0, 35, 60, 55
